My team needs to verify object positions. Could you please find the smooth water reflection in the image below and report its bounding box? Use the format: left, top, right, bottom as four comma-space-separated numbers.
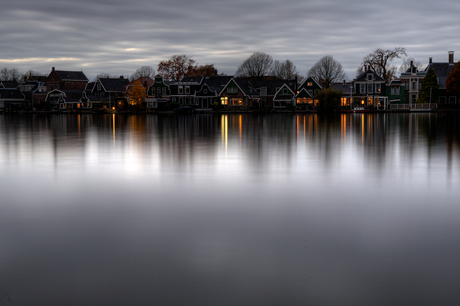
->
1, 113, 460, 306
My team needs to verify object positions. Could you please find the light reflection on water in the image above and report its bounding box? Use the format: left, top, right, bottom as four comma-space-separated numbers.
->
1, 113, 460, 306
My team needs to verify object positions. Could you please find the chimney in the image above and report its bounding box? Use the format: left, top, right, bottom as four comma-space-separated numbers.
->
52, 67, 55, 71
410, 60, 414, 67
449, 51, 454, 64
429, 57, 433, 64
120, 75, 124, 79
343, 80, 346, 85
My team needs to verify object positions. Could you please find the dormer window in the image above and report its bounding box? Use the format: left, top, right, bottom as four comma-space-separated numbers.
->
97, 83, 101, 91
367, 74, 373, 81
307, 82, 313, 87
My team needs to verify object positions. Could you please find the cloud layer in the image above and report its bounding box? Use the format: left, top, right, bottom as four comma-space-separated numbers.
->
2, 0, 459, 80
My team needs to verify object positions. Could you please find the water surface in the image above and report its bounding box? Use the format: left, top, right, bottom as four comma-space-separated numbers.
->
1, 113, 460, 306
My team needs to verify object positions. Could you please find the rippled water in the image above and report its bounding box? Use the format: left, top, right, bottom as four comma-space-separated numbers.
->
1, 113, 460, 306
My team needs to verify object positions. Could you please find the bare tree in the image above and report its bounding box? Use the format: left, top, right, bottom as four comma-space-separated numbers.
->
92, 73, 116, 82
308, 55, 346, 89
1, 68, 21, 81
398, 57, 426, 74
131, 66, 155, 80
236, 52, 274, 80
272, 59, 300, 80
359, 47, 406, 83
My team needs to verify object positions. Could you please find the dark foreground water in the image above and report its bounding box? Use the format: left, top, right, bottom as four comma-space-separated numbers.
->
1, 113, 460, 306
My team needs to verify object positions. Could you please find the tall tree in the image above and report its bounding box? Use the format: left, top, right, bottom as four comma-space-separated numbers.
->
417, 67, 439, 103
308, 55, 346, 89
446, 62, 460, 97
235, 52, 274, 80
272, 59, 300, 80
359, 47, 406, 83
157, 54, 196, 82
316, 88, 343, 112
131, 66, 155, 80
126, 79, 147, 106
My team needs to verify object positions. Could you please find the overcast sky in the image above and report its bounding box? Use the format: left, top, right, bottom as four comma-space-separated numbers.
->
1, 0, 459, 81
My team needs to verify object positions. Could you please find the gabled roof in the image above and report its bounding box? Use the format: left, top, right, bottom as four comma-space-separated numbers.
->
46, 89, 85, 102
273, 83, 296, 101
125, 77, 154, 93
223, 78, 258, 97
252, 78, 297, 95
85, 82, 95, 92
177, 76, 203, 85
332, 82, 354, 94
299, 76, 322, 89
96, 78, 130, 92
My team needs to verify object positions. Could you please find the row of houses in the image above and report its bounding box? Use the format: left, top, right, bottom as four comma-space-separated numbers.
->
0, 51, 458, 112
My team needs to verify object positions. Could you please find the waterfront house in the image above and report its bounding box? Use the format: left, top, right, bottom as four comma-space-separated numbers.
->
91, 76, 130, 110
46, 67, 88, 92
353, 68, 386, 108
273, 83, 296, 109
295, 77, 322, 109
146, 74, 172, 109
0, 88, 25, 111
425, 51, 458, 104
195, 76, 232, 109
219, 78, 259, 109
169, 76, 203, 106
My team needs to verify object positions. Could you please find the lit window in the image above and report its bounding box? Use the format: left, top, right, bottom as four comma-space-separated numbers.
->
178, 86, 183, 94
185, 86, 190, 94
221, 97, 228, 105
307, 82, 313, 86
367, 83, 373, 93
375, 84, 381, 93
231, 98, 243, 106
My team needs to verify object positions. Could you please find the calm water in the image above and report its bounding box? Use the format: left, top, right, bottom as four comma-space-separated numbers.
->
1, 113, 460, 306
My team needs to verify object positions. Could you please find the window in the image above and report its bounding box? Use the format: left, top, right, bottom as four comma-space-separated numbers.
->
360, 84, 366, 94
178, 86, 183, 94
162, 87, 166, 95
449, 96, 457, 104
412, 82, 416, 90
227, 87, 237, 94
367, 74, 373, 81
260, 87, 267, 96
307, 82, 313, 86
157, 87, 161, 95
231, 98, 243, 106
221, 97, 228, 105
283, 88, 288, 94
391, 86, 400, 95
375, 84, 381, 93
367, 83, 373, 93
185, 86, 190, 94
97, 83, 101, 91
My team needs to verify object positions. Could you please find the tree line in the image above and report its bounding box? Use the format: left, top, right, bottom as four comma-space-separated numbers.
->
2, 47, 460, 98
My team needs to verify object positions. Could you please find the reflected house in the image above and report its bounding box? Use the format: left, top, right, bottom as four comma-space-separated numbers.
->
353, 68, 386, 108
91, 76, 130, 110
295, 77, 322, 110
273, 83, 296, 109
219, 78, 259, 109
146, 74, 172, 110
195, 76, 232, 109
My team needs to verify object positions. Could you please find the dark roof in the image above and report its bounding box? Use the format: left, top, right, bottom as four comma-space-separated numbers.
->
0, 81, 19, 88
85, 82, 95, 92
98, 78, 130, 92
252, 79, 296, 95
426, 62, 457, 87
55, 70, 88, 81
201, 76, 233, 93
0, 88, 25, 100
232, 78, 258, 97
